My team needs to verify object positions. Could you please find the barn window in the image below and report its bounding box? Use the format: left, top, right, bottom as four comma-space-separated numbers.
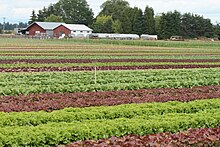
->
80, 31, 83, 33
87, 31, 90, 33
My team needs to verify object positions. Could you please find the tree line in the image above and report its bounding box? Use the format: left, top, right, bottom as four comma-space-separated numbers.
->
29, 0, 220, 39
0, 22, 28, 34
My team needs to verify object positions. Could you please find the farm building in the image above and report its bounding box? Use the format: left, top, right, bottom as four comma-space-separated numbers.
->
141, 34, 158, 40
53, 24, 92, 38
25, 22, 64, 37
90, 33, 140, 40
24, 22, 92, 38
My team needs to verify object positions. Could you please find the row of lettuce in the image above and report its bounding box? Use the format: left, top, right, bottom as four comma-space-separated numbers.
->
0, 55, 220, 60
0, 98, 219, 146
0, 68, 219, 96
0, 62, 220, 68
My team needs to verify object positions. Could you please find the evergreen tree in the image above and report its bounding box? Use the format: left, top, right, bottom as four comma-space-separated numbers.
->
143, 6, 156, 34
159, 11, 182, 39
29, 10, 37, 24
37, 10, 45, 22
132, 8, 144, 36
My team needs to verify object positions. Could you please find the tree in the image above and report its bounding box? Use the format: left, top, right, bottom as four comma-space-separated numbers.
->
99, 0, 129, 20
91, 15, 113, 33
37, 10, 45, 22
112, 19, 123, 33
159, 11, 182, 39
143, 6, 156, 34
155, 15, 161, 36
29, 10, 37, 24
45, 14, 63, 22
56, 0, 94, 25
132, 8, 144, 36
214, 23, 220, 38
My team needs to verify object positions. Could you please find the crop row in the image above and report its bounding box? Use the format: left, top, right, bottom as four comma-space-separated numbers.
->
0, 65, 220, 73
0, 55, 220, 60
1, 85, 219, 112
1, 38, 220, 49
0, 68, 220, 96
1, 62, 220, 69
0, 99, 220, 146
1, 59, 220, 64
68, 127, 220, 146
1, 49, 219, 54
0, 98, 219, 127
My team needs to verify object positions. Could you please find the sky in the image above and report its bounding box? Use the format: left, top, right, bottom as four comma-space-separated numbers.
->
0, 0, 219, 24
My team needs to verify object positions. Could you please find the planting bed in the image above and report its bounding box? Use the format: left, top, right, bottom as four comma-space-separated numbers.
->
68, 127, 220, 146
1, 58, 220, 64
0, 65, 220, 72
0, 38, 220, 146
0, 85, 219, 112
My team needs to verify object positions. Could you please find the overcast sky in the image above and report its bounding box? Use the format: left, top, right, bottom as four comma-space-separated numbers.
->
0, 0, 219, 24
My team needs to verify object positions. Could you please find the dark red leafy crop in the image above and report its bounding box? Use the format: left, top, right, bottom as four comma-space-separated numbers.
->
0, 86, 220, 112
66, 127, 220, 147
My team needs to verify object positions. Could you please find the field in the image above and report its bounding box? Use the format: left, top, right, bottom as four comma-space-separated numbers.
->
0, 38, 220, 146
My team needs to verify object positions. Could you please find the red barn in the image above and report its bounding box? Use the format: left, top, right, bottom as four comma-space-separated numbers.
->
53, 25, 71, 38
26, 22, 64, 37
24, 22, 93, 38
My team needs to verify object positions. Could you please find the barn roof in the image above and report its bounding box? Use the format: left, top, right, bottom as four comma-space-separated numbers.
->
27, 22, 92, 31
27, 22, 65, 30
63, 24, 92, 31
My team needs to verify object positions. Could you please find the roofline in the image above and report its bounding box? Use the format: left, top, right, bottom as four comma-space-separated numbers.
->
62, 24, 93, 31
26, 22, 46, 31
53, 24, 71, 31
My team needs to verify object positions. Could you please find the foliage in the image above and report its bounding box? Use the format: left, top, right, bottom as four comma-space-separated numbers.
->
32, 0, 94, 25
132, 7, 144, 36
56, 0, 94, 25
143, 6, 156, 34
91, 15, 113, 33
0, 68, 219, 96
159, 11, 182, 39
69, 127, 220, 146
45, 14, 63, 22
112, 19, 123, 33
213, 23, 220, 38
0, 99, 220, 145
29, 10, 37, 25
99, 0, 130, 20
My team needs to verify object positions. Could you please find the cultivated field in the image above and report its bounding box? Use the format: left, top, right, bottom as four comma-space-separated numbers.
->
0, 38, 220, 146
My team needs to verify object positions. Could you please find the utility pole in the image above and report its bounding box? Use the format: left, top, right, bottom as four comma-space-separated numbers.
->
3, 17, 6, 34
